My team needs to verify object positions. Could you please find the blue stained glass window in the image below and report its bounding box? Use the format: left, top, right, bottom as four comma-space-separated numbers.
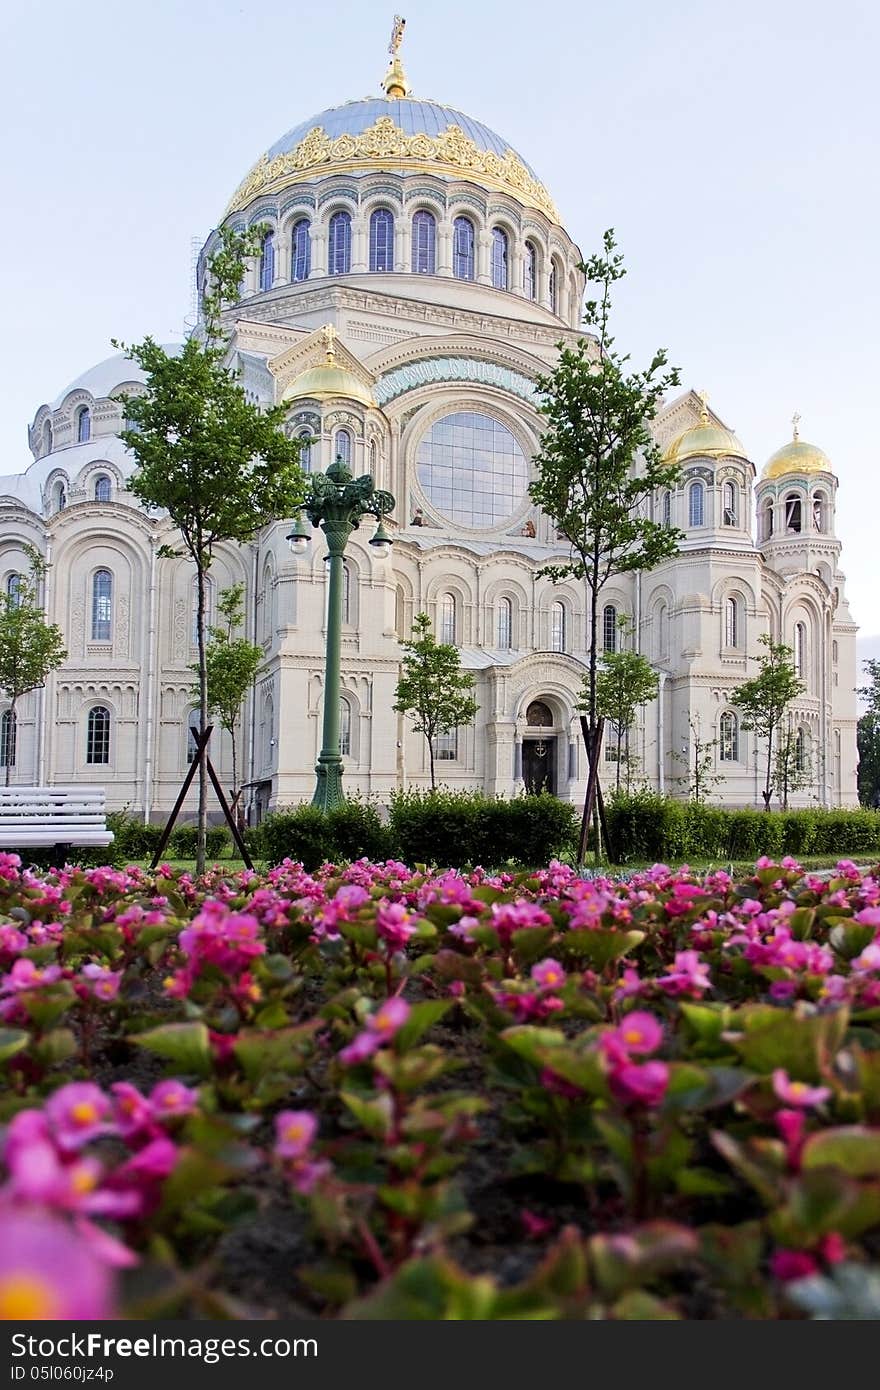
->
259, 231, 275, 291
491, 227, 508, 290
524, 241, 537, 300
335, 429, 352, 465
411, 211, 436, 273
77, 407, 91, 443
369, 208, 394, 272
87, 706, 111, 765
452, 217, 475, 280
291, 220, 311, 281
416, 411, 528, 529
689, 481, 704, 528
91, 569, 112, 641
94, 475, 111, 503
328, 211, 352, 275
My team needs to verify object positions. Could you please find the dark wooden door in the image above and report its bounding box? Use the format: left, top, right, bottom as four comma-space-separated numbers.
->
523, 737, 555, 795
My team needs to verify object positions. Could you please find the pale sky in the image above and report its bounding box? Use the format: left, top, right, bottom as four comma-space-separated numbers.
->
2, 0, 877, 642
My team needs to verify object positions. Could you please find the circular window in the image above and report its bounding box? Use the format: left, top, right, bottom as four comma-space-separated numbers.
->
526, 701, 554, 727
416, 411, 528, 528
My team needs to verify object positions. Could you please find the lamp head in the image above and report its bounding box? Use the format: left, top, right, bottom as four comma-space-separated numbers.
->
286, 513, 311, 554
369, 517, 393, 557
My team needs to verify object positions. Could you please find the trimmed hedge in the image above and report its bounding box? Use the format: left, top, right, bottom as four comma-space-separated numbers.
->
606, 792, 880, 863
252, 799, 393, 873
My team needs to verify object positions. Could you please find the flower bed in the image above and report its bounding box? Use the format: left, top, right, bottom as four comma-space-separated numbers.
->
2, 850, 880, 1320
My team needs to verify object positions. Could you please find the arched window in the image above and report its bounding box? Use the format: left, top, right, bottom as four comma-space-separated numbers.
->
6, 573, 22, 610
328, 210, 352, 275
291, 219, 311, 282
0, 710, 16, 771
342, 562, 352, 625
334, 429, 352, 466
719, 711, 738, 761
603, 604, 618, 652
832, 639, 839, 664
53, 481, 66, 513
298, 431, 312, 472
663, 490, 672, 527
490, 227, 509, 290
526, 701, 553, 727
369, 208, 394, 272
549, 262, 558, 314
725, 595, 740, 648
91, 569, 113, 642
411, 210, 437, 274
452, 216, 475, 280
42, 421, 53, 456
76, 407, 91, 443
794, 621, 807, 682
339, 696, 352, 757
186, 709, 201, 764
94, 474, 111, 503
722, 480, 738, 526
497, 596, 512, 650
261, 563, 274, 641
435, 727, 458, 760
785, 493, 802, 534
550, 601, 566, 652
795, 726, 807, 773
439, 592, 456, 644
369, 439, 378, 475
261, 695, 274, 770
395, 585, 406, 640
688, 480, 705, 527
812, 491, 827, 532
524, 240, 537, 300
656, 602, 668, 660
86, 706, 111, 765
259, 230, 275, 291
762, 499, 774, 540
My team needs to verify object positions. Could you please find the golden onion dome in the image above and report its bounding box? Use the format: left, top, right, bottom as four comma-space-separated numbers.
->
284, 329, 376, 408
664, 400, 746, 463
761, 418, 832, 480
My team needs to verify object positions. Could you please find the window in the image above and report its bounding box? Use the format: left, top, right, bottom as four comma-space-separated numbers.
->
0, 710, 15, 771
42, 421, 53, 456
91, 569, 113, 642
526, 701, 553, 727
261, 563, 274, 641
655, 602, 668, 660
261, 695, 274, 770
524, 241, 537, 300
395, 586, 406, 640
688, 481, 705, 527
439, 592, 456, 644
6, 573, 21, 609
452, 216, 475, 280
490, 227, 508, 290
725, 596, 739, 648
76, 407, 91, 443
435, 727, 458, 760
186, 709, 201, 764
298, 431, 312, 472
342, 562, 352, 625
603, 604, 618, 652
369, 208, 394, 272
549, 262, 558, 314
416, 411, 528, 529
259, 230, 275, 291
411, 210, 436, 274
833, 639, 838, 664
762, 500, 774, 540
663, 490, 672, 527
328, 211, 352, 275
53, 481, 66, 513
369, 439, 378, 475
812, 492, 827, 532
334, 429, 352, 466
94, 474, 111, 503
795, 726, 807, 773
291, 219, 311, 282
550, 601, 566, 652
497, 596, 512, 650
794, 621, 807, 682
722, 480, 738, 526
339, 697, 352, 757
785, 493, 802, 534
719, 711, 738, 761
86, 706, 111, 765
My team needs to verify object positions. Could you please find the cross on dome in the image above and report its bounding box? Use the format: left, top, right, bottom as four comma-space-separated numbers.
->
383, 15, 411, 97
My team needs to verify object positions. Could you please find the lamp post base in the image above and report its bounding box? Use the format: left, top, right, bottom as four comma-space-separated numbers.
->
311, 753, 345, 813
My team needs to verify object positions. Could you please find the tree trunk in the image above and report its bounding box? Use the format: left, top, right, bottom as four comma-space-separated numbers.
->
428, 735, 436, 790
615, 727, 622, 792
763, 728, 774, 812
196, 563, 208, 874
4, 695, 14, 787
230, 721, 238, 805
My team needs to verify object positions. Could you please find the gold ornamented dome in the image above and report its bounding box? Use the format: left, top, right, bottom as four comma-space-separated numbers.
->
664, 399, 746, 463
284, 327, 376, 408
761, 415, 832, 480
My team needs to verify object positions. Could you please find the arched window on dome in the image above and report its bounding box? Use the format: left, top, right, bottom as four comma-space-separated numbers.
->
761, 498, 774, 540
369, 208, 394, 273
411, 210, 436, 274
548, 262, 558, 314
662, 490, 672, 527
76, 407, 91, 443
497, 596, 512, 650
603, 604, 618, 652
490, 227, 509, 290
52, 481, 66, 514
0, 709, 16, 774
550, 601, 566, 653
334, 429, 352, 466
722, 480, 738, 526
439, 592, 457, 645
42, 421, 53, 456
259, 230, 275, 291
785, 492, 802, 534
452, 216, 475, 281
812, 491, 827, 533
6, 574, 22, 610
297, 431, 312, 473
794, 622, 807, 684
291, 219, 311, 282
719, 711, 739, 762
91, 569, 113, 642
86, 706, 111, 765
94, 474, 111, 504
688, 480, 705, 528
524, 240, 538, 300
328, 211, 352, 275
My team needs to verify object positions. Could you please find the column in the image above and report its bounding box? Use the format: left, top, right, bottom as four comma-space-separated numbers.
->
352, 216, 368, 273
274, 231, 290, 286
438, 219, 453, 277
310, 226, 327, 278
477, 229, 492, 286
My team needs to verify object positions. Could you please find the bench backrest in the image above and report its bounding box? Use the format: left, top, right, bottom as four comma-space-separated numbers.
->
0, 787, 108, 819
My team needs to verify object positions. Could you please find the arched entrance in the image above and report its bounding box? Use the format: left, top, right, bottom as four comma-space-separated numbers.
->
522, 699, 558, 795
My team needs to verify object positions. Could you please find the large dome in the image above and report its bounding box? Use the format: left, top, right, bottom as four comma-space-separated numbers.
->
226, 96, 559, 223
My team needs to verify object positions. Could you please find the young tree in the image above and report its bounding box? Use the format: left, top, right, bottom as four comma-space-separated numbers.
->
393, 612, 479, 790
0, 550, 66, 786
529, 229, 682, 857
731, 634, 804, 810
672, 716, 724, 804
774, 725, 813, 810
589, 619, 659, 791
115, 227, 305, 873
857, 659, 880, 806
193, 583, 263, 816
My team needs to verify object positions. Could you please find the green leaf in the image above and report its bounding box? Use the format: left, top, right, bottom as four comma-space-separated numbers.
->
802, 1127, 880, 1178
0, 1029, 28, 1064
395, 999, 452, 1051
559, 928, 644, 970
340, 1089, 394, 1140
132, 1021, 213, 1077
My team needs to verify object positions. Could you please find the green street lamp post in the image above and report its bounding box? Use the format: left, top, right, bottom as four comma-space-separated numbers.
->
287, 456, 395, 812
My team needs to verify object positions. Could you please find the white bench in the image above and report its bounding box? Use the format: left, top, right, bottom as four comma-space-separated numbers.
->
0, 787, 114, 848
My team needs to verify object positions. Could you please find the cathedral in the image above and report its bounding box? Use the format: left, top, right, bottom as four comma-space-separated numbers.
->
0, 28, 859, 821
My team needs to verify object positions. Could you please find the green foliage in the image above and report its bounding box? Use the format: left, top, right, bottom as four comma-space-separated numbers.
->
168, 825, 231, 861
857, 660, 880, 807
195, 583, 263, 798
732, 635, 805, 809
0, 552, 66, 784
591, 618, 659, 791
387, 789, 579, 870
393, 613, 479, 789
672, 716, 725, 804
255, 799, 392, 871
105, 811, 166, 861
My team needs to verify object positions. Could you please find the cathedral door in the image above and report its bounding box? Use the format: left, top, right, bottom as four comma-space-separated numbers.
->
523, 736, 556, 795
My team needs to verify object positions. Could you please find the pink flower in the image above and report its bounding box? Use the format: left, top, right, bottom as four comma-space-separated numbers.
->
0, 1209, 117, 1319
609, 1060, 669, 1108
376, 900, 417, 952
521, 1210, 554, 1239
370, 996, 410, 1037
772, 1070, 831, 1108
111, 1082, 154, 1138
656, 949, 711, 997
775, 1108, 806, 1170
44, 1083, 114, 1151
610, 1010, 663, 1056
149, 1079, 199, 1118
0, 958, 63, 995
338, 1031, 381, 1065
80, 963, 123, 1000
852, 942, 880, 973
290, 1159, 331, 1195
770, 1249, 819, 1282
531, 958, 566, 991
819, 1232, 846, 1265
275, 1110, 317, 1160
